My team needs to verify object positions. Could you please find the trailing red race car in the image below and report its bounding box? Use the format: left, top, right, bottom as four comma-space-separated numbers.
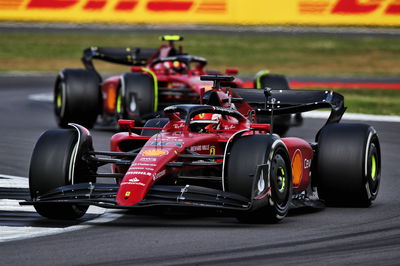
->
23, 76, 381, 223
54, 35, 295, 135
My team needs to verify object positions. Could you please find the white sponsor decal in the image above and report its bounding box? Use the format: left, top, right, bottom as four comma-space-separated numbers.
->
131, 171, 152, 176
149, 141, 182, 147
304, 158, 312, 169
121, 181, 145, 186
133, 163, 157, 167
153, 169, 166, 181
173, 123, 184, 129
190, 145, 210, 152
129, 167, 155, 171
140, 157, 157, 162
121, 177, 146, 186
223, 125, 236, 130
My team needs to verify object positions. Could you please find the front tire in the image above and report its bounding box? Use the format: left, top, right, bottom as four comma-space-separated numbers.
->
29, 129, 94, 219
315, 123, 381, 207
225, 135, 292, 223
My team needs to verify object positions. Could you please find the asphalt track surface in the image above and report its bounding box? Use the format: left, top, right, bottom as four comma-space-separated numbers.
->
0, 75, 400, 266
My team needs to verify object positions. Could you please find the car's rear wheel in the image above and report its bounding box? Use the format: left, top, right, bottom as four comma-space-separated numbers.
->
254, 73, 292, 136
29, 129, 94, 219
225, 135, 292, 223
117, 73, 156, 122
54, 69, 101, 129
315, 123, 381, 207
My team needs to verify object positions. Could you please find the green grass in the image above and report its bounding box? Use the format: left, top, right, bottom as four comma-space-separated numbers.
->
0, 31, 399, 115
334, 89, 400, 116
1, 32, 400, 76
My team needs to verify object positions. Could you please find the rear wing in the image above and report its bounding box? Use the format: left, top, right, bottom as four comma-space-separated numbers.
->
82, 47, 158, 71
233, 88, 346, 124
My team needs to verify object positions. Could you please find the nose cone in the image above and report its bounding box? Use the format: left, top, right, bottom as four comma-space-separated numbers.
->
116, 176, 150, 206
116, 147, 178, 206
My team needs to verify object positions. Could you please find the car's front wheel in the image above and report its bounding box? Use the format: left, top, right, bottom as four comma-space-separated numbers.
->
30, 129, 95, 219
225, 134, 292, 223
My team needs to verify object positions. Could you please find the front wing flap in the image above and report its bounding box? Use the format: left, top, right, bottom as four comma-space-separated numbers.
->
21, 183, 251, 211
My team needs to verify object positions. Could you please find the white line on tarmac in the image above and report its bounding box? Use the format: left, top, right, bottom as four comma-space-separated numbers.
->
302, 111, 400, 123
0, 174, 123, 243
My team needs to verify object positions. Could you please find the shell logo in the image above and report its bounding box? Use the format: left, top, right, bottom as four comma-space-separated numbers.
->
292, 149, 303, 187
142, 149, 168, 156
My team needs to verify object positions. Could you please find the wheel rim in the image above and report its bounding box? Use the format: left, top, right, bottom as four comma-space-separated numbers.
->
55, 80, 66, 118
367, 142, 380, 194
116, 91, 122, 114
371, 153, 377, 181
270, 153, 290, 206
277, 167, 286, 193
56, 90, 62, 109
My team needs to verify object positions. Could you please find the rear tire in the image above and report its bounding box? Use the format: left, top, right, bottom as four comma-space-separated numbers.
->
315, 123, 381, 207
255, 73, 290, 91
254, 73, 291, 136
118, 73, 156, 122
225, 135, 292, 223
29, 129, 93, 219
54, 69, 101, 129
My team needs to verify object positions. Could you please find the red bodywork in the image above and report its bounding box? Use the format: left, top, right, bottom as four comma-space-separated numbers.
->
100, 43, 249, 117
109, 112, 313, 207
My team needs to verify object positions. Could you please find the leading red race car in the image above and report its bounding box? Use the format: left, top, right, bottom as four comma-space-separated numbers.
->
54, 35, 295, 135
23, 76, 381, 223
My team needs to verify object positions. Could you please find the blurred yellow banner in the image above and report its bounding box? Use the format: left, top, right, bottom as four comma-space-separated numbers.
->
0, 0, 399, 26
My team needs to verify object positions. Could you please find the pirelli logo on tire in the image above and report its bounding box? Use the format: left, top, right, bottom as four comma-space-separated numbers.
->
0, 0, 398, 26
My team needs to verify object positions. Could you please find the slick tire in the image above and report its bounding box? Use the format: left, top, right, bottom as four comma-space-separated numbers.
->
255, 73, 290, 91
225, 135, 292, 223
141, 118, 169, 136
117, 73, 156, 122
29, 129, 90, 219
255, 74, 291, 136
54, 69, 101, 129
315, 123, 381, 207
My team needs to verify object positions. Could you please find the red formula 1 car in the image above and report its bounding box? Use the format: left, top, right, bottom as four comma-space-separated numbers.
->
24, 76, 381, 223
54, 35, 294, 135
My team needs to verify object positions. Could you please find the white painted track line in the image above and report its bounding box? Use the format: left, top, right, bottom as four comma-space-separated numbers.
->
303, 111, 400, 123
0, 174, 123, 243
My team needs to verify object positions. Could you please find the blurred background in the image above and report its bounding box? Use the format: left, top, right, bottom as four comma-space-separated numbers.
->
0, 0, 399, 115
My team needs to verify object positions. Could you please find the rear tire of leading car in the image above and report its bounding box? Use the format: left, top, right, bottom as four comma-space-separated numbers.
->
315, 123, 381, 207
118, 73, 156, 122
225, 135, 292, 223
29, 129, 93, 219
254, 73, 292, 136
54, 69, 101, 129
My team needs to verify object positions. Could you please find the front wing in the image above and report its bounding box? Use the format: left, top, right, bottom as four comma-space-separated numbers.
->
21, 183, 252, 212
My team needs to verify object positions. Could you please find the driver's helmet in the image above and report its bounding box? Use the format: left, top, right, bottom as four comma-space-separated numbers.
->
190, 113, 221, 133
163, 60, 187, 74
